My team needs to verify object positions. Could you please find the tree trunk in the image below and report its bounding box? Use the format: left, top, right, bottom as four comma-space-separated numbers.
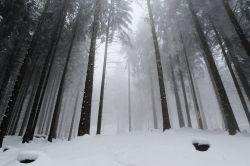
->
222, 0, 250, 57
48, 4, 82, 142
5, 0, 51, 137
179, 30, 203, 129
209, 19, 250, 124
128, 63, 132, 132
22, 0, 69, 143
68, 91, 80, 141
146, 0, 171, 131
169, 56, 185, 128
187, 0, 239, 134
219, 30, 250, 103
176, 55, 192, 127
96, 8, 111, 135
78, 0, 102, 136
149, 67, 158, 129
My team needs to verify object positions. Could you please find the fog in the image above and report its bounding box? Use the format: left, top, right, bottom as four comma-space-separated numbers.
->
1, 0, 250, 143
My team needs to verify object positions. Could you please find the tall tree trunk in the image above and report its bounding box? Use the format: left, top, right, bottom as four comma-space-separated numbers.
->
22, 0, 69, 143
4, 0, 51, 125
176, 55, 192, 127
169, 56, 185, 128
187, 0, 239, 134
78, 0, 102, 136
209, 19, 250, 124
4, 0, 51, 137
128, 63, 132, 132
149, 67, 158, 129
219, 30, 250, 103
146, 0, 171, 130
96, 9, 111, 135
68, 91, 80, 141
222, 0, 250, 57
48, 4, 83, 142
179, 30, 203, 129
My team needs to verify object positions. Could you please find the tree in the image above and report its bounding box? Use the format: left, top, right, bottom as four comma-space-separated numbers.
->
176, 55, 192, 127
22, 0, 70, 143
222, 0, 250, 57
48, 1, 84, 142
96, 0, 132, 135
78, 0, 102, 136
179, 30, 204, 129
208, 18, 250, 124
146, 0, 171, 131
0, 0, 41, 148
169, 55, 185, 128
187, 0, 239, 134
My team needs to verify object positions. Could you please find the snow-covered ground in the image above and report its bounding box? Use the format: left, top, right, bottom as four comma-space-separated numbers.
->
1, 129, 250, 166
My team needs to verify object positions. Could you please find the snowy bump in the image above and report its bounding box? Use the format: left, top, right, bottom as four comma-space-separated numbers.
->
192, 139, 210, 152
17, 151, 50, 165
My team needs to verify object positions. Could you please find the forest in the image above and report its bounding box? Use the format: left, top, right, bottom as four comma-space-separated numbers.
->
0, 0, 250, 165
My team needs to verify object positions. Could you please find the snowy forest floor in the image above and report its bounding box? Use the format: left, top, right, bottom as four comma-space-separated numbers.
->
1, 128, 250, 166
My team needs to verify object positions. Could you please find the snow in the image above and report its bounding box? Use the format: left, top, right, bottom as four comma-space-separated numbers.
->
1, 128, 250, 166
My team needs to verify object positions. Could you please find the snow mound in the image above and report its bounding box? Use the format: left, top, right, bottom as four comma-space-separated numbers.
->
2, 151, 51, 166
17, 151, 48, 163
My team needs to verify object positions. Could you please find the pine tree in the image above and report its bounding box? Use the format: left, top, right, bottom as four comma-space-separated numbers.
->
179, 30, 203, 129
222, 0, 250, 57
187, 0, 239, 134
208, 18, 250, 124
48, 2, 83, 142
169, 55, 185, 128
22, 0, 69, 143
146, 0, 171, 131
78, 0, 102, 136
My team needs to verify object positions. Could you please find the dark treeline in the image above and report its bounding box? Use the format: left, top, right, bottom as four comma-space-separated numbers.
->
0, 0, 250, 147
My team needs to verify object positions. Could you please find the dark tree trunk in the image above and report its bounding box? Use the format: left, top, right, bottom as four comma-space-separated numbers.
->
187, 0, 239, 134
96, 9, 111, 135
78, 0, 102, 136
4, 0, 51, 137
6, 0, 51, 125
48, 4, 82, 142
209, 19, 250, 124
176, 55, 192, 127
219, 30, 250, 103
146, 0, 171, 131
22, 0, 69, 143
169, 56, 185, 128
179, 30, 203, 129
19, 77, 41, 136
222, 0, 250, 57
0, 38, 26, 148
0, 39, 20, 115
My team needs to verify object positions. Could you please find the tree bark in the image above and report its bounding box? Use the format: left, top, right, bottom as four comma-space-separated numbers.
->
169, 56, 185, 128
78, 0, 102, 136
146, 0, 171, 130
48, 4, 83, 142
176, 55, 192, 127
209, 19, 250, 124
96, 7, 111, 135
149, 67, 158, 129
128, 63, 132, 132
222, 0, 250, 57
179, 30, 203, 129
187, 0, 239, 134
22, 0, 69, 143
